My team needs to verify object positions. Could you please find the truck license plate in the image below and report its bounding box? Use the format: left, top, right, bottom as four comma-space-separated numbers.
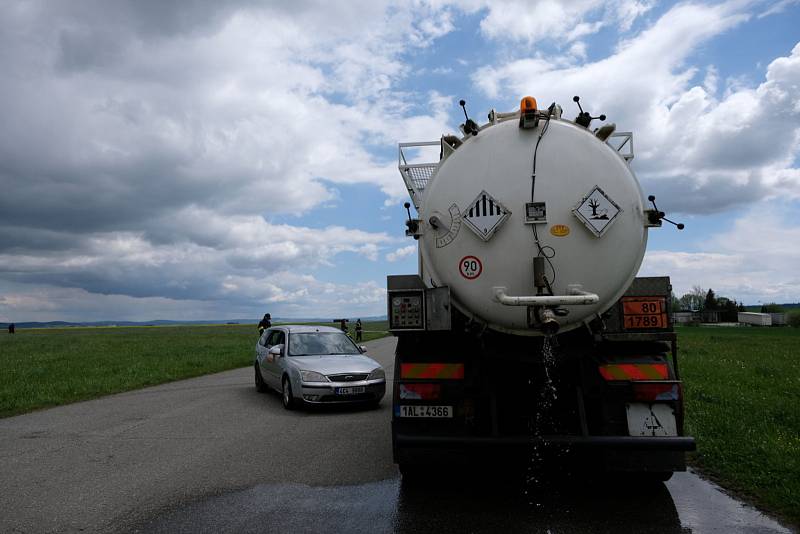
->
398, 405, 453, 418
626, 403, 677, 437
336, 386, 365, 395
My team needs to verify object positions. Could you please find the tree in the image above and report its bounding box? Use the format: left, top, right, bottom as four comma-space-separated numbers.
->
738, 302, 746, 312
717, 297, 740, 322
788, 310, 800, 328
704, 289, 718, 311
679, 286, 706, 312
760, 303, 784, 313
670, 291, 680, 312
690, 286, 706, 311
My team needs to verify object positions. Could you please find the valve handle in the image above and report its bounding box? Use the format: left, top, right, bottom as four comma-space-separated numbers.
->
648, 195, 684, 230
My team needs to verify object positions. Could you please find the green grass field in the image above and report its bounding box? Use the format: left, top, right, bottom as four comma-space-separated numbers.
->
677, 325, 800, 526
0, 321, 388, 418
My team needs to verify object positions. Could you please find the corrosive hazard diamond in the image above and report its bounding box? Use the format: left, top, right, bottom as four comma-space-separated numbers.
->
462, 190, 511, 241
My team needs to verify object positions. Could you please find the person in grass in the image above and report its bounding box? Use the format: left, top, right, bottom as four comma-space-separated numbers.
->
258, 313, 272, 335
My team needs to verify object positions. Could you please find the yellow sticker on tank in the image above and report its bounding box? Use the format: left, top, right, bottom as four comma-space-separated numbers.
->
550, 224, 570, 237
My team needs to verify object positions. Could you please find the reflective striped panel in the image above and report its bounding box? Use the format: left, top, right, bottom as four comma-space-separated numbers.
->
598, 363, 669, 381
400, 363, 465, 379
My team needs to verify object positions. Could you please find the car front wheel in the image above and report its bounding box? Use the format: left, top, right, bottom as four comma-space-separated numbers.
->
282, 377, 295, 410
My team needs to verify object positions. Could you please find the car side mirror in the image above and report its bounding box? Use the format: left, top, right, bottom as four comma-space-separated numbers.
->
359, 345, 367, 353
269, 345, 282, 357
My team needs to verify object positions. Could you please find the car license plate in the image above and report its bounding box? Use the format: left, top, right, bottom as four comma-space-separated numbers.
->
335, 386, 365, 395
626, 403, 677, 436
398, 405, 453, 418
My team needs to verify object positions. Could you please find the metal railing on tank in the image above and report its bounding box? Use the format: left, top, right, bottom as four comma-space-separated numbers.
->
607, 132, 634, 161
398, 141, 440, 209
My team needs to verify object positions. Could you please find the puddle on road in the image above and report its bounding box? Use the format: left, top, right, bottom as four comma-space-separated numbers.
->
131, 470, 790, 533
666, 470, 791, 533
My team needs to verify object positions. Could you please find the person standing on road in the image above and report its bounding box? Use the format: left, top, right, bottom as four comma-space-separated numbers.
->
258, 313, 272, 335
355, 319, 363, 342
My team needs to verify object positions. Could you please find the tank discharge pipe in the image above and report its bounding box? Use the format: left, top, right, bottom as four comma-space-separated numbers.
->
537, 308, 560, 336
492, 286, 599, 307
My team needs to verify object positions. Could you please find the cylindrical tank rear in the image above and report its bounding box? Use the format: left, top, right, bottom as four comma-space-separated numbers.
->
418, 118, 648, 335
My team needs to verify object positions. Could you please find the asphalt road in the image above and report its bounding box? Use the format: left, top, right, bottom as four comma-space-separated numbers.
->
0, 336, 791, 533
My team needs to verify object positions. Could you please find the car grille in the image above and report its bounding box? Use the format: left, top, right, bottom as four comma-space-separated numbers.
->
327, 373, 369, 382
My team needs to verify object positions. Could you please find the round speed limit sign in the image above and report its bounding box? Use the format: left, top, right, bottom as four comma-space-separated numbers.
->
459, 255, 482, 279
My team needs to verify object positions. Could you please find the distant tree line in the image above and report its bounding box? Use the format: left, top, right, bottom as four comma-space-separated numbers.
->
671, 287, 800, 326
671, 287, 745, 322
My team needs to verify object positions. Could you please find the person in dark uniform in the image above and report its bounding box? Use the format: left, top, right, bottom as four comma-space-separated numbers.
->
8, 323, 15, 334
258, 313, 272, 335
355, 319, 363, 342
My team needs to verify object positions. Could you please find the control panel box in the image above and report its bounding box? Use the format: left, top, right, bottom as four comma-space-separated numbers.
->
389, 290, 425, 330
387, 275, 451, 332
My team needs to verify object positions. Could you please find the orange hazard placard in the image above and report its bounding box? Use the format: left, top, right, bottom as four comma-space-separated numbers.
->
622, 296, 668, 329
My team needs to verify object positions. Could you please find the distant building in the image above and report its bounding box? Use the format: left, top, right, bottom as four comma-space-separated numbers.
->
738, 312, 772, 326
672, 312, 695, 324
769, 313, 787, 326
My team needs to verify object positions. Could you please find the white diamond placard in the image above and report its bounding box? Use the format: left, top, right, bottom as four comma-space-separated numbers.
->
572, 185, 622, 237
462, 190, 511, 241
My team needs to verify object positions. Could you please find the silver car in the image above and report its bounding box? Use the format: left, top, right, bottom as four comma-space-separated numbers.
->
254, 325, 386, 409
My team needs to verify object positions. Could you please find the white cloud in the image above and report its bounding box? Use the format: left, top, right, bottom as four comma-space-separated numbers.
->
0, 207, 395, 303
386, 245, 417, 262
471, 2, 800, 215
0, 283, 224, 323
0, 1, 457, 319
474, 0, 654, 45
0, 1, 459, 229
0, 271, 389, 322
641, 203, 800, 303
757, 0, 800, 18
1, 0, 798, 321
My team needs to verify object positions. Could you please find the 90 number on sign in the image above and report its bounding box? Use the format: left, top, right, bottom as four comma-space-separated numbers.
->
459, 256, 482, 279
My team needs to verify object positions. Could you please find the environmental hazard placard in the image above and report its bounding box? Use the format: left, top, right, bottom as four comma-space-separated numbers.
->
572, 185, 622, 237
462, 190, 511, 241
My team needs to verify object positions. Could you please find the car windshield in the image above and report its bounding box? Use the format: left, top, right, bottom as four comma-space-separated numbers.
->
288, 332, 361, 356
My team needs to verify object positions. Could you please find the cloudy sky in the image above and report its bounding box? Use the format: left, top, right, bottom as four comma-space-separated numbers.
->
0, 0, 798, 322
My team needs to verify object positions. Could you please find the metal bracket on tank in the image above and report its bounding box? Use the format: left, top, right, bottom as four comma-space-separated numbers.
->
492, 286, 599, 307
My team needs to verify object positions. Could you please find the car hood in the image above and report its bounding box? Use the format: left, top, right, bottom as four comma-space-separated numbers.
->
289, 354, 381, 375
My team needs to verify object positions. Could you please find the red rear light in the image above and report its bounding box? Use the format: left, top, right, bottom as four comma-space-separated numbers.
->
632, 382, 681, 402
399, 383, 441, 400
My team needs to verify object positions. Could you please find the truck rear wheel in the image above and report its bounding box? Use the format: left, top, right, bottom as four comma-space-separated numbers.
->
645, 471, 673, 482
398, 463, 425, 484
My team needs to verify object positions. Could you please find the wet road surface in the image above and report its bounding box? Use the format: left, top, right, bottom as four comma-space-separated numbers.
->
0, 336, 792, 533
132, 471, 791, 534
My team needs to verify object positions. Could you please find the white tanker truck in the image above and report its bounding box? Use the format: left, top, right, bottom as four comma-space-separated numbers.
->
388, 96, 695, 479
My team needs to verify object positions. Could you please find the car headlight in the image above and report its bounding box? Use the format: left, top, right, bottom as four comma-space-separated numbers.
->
367, 368, 385, 380
300, 370, 329, 383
